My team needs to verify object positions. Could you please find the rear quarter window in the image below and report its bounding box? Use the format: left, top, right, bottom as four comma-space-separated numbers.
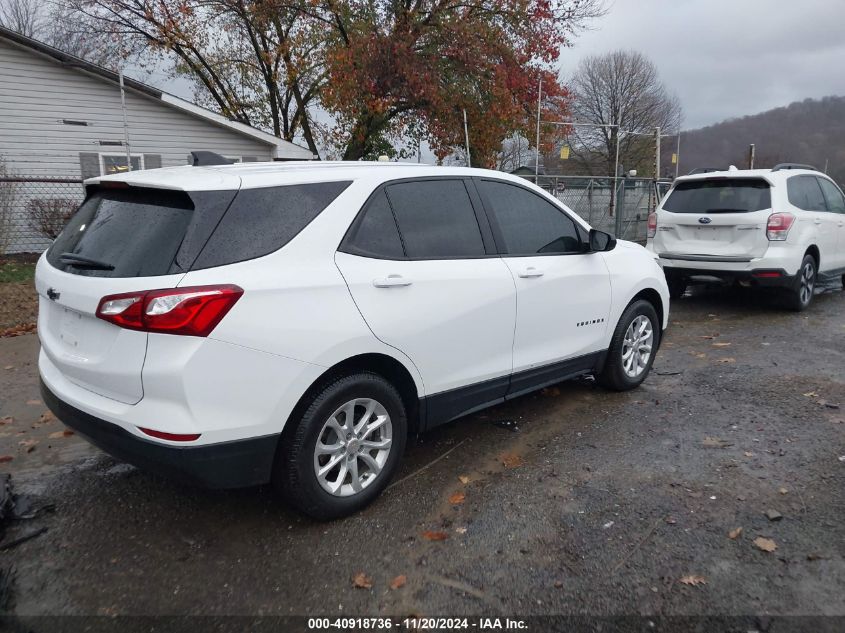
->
663, 178, 771, 213
191, 181, 351, 269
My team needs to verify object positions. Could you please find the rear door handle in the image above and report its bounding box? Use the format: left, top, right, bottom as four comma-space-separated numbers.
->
517, 267, 544, 278
814, 218, 822, 225
373, 274, 412, 288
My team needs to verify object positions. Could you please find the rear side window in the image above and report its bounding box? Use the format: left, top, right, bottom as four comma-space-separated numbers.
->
663, 178, 771, 213
192, 181, 351, 269
817, 178, 845, 213
477, 179, 582, 255
385, 180, 485, 258
47, 188, 195, 278
342, 190, 404, 259
787, 175, 827, 211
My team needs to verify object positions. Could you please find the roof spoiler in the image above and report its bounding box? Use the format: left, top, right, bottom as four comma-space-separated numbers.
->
190, 151, 234, 166
771, 163, 818, 172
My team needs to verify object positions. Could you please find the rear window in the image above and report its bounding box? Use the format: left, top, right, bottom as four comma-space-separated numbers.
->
47, 188, 198, 278
663, 178, 771, 213
192, 181, 351, 269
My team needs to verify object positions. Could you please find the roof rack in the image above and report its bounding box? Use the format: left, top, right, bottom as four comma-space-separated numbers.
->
771, 163, 818, 172
687, 167, 725, 175
190, 151, 234, 166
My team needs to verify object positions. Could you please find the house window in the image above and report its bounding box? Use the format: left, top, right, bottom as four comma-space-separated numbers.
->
100, 153, 144, 175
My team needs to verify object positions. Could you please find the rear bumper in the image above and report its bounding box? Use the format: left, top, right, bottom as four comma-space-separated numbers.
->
41, 379, 278, 489
661, 265, 796, 288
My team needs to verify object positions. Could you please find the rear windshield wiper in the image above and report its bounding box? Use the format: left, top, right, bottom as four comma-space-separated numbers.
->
705, 208, 749, 214
59, 253, 115, 270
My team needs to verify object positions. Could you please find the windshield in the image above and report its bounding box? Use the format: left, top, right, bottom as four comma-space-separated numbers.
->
663, 178, 771, 213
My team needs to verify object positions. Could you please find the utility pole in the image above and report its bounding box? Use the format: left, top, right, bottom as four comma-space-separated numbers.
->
119, 68, 132, 172
748, 144, 755, 169
463, 109, 471, 168
675, 132, 681, 179
654, 126, 661, 180
535, 78, 542, 183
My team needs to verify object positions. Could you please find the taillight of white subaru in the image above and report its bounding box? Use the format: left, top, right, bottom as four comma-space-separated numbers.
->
36, 160, 669, 519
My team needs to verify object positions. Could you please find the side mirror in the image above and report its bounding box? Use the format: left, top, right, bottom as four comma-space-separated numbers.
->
589, 229, 616, 252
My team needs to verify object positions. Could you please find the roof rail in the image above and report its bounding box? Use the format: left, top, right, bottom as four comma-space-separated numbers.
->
190, 151, 234, 166
771, 163, 818, 172
687, 167, 725, 175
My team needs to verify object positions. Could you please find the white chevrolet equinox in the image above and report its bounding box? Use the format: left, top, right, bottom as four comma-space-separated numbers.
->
647, 164, 845, 310
36, 159, 669, 519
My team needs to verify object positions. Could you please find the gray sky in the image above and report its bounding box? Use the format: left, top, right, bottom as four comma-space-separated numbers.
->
561, 0, 845, 130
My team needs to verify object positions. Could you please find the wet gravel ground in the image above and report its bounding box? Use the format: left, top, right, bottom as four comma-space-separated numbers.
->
0, 284, 843, 623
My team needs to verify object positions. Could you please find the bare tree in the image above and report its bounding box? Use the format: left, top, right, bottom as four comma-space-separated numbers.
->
497, 133, 533, 172
0, 0, 45, 37
567, 50, 682, 178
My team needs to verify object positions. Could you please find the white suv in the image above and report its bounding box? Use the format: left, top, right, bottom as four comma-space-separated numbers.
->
36, 159, 669, 519
647, 164, 845, 310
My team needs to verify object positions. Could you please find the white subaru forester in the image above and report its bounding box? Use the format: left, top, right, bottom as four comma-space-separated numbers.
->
36, 159, 669, 519
647, 164, 845, 310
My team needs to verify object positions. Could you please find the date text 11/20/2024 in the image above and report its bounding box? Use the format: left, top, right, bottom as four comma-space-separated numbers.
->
307, 617, 529, 630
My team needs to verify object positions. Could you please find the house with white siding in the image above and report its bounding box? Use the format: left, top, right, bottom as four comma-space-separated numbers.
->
0, 25, 314, 180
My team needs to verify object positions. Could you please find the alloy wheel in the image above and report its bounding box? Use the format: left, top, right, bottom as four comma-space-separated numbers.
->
621, 314, 654, 378
313, 398, 393, 497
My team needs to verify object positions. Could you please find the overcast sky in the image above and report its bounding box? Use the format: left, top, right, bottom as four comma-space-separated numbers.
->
562, 0, 845, 130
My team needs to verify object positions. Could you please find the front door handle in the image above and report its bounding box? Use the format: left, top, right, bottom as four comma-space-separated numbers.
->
373, 274, 412, 288
814, 218, 822, 225
517, 267, 544, 278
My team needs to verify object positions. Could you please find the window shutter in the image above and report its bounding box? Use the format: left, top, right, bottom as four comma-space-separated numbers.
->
143, 154, 162, 170
79, 152, 101, 179
242, 156, 258, 162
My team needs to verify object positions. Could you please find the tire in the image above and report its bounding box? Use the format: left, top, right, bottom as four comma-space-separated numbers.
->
598, 299, 661, 391
783, 254, 816, 312
666, 276, 687, 300
273, 372, 407, 520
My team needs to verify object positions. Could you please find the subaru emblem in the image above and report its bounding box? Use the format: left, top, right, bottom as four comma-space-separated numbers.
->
698, 217, 712, 225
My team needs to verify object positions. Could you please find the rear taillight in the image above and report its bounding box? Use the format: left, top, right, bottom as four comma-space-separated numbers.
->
96, 284, 243, 336
766, 212, 795, 241
647, 212, 657, 239
138, 427, 201, 442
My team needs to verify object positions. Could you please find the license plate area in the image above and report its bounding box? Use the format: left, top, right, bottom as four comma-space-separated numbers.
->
59, 307, 85, 351
692, 226, 731, 241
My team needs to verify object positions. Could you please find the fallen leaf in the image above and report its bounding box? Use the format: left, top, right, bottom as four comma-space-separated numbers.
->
390, 575, 407, 590
448, 491, 465, 505
541, 387, 561, 397
728, 527, 743, 540
753, 537, 777, 552
3, 365, 12, 370
422, 530, 449, 541
26, 400, 42, 406
778, 487, 788, 495
679, 575, 707, 586
458, 475, 470, 485
712, 342, 732, 347
63, 429, 74, 437
0, 456, 13, 463
803, 391, 819, 398
352, 572, 373, 589
554, 580, 564, 588
48, 431, 66, 439
39, 411, 56, 424
455, 527, 467, 534
19, 439, 37, 452
702, 437, 732, 449
717, 357, 736, 364
0, 416, 13, 425
500, 453, 524, 468
743, 451, 755, 457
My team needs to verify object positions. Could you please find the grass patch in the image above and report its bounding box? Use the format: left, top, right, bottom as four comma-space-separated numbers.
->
0, 262, 36, 284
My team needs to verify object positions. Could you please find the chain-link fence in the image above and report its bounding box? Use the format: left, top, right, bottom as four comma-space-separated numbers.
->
0, 177, 85, 333
522, 175, 662, 243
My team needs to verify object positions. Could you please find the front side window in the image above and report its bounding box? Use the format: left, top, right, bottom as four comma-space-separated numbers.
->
385, 180, 485, 258
817, 177, 845, 213
477, 179, 582, 255
662, 178, 771, 213
787, 175, 827, 211
101, 154, 143, 175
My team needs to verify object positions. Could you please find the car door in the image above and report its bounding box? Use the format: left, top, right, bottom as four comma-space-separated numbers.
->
474, 178, 611, 394
816, 176, 845, 270
786, 175, 837, 272
335, 178, 516, 420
